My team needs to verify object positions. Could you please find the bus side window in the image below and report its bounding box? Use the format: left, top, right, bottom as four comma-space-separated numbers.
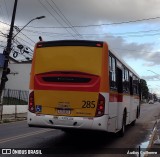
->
109, 56, 117, 90
130, 76, 133, 95
133, 76, 139, 95
122, 67, 129, 93
117, 67, 123, 93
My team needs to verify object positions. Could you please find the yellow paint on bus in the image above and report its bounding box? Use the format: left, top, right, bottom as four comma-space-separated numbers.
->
35, 46, 102, 75
35, 90, 98, 117
30, 41, 109, 117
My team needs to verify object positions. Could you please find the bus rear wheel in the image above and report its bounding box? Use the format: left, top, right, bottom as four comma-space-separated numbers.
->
131, 119, 136, 126
117, 112, 126, 137
131, 107, 139, 126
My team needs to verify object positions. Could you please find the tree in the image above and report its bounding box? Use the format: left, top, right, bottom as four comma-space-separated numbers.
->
140, 79, 149, 100
153, 93, 158, 101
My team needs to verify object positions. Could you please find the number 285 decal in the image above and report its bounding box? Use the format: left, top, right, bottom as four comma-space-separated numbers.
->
82, 101, 96, 108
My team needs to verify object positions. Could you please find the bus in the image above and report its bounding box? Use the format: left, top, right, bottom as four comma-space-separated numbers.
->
28, 40, 140, 136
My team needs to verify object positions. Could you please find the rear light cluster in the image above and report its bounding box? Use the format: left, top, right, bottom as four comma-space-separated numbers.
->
29, 91, 35, 113
95, 94, 105, 117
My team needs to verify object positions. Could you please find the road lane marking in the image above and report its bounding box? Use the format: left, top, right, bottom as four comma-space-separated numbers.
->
0, 129, 52, 144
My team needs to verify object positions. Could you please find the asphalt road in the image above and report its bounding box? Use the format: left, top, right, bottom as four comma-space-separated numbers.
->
0, 102, 160, 157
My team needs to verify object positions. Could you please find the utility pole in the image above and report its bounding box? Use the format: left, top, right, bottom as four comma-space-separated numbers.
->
0, 0, 18, 120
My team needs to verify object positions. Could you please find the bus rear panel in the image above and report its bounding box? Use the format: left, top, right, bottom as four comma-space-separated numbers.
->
28, 40, 109, 131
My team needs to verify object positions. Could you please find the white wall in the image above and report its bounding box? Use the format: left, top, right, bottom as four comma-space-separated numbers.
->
5, 63, 31, 91
0, 63, 30, 115
3, 105, 27, 114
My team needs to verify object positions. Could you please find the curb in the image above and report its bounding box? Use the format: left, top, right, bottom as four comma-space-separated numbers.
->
0, 118, 27, 124
144, 120, 159, 157
0, 113, 27, 124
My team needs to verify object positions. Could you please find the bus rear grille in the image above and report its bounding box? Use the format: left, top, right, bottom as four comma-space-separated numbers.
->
42, 77, 91, 83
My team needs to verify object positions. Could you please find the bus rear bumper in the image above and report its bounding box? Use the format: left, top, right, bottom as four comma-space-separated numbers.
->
27, 111, 109, 132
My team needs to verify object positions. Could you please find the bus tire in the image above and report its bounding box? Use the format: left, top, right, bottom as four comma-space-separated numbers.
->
137, 106, 140, 118
28, 124, 34, 127
131, 119, 136, 126
117, 112, 126, 137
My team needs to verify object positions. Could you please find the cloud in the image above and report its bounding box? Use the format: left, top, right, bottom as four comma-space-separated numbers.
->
2, 0, 160, 26
53, 0, 160, 25
141, 75, 160, 81
1, 0, 160, 64
1, 0, 160, 94
143, 51, 160, 66
103, 35, 157, 64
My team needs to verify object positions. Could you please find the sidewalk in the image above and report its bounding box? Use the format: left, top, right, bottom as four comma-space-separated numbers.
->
0, 112, 27, 124
146, 119, 160, 157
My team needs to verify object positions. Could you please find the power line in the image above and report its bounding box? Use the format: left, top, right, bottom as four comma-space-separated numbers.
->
23, 31, 160, 38
19, 16, 160, 29
16, 36, 34, 47
1, 12, 160, 30
49, 0, 81, 38
73, 16, 160, 28
0, 26, 35, 48
0, 31, 7, 37
19, 31, 36, 44
111, 48, 159, 54
81, 32, 160, 38
107, 28, 160, 35
38, 0, 76, 39
22, 27, 160, 37
13, 39, 33, 57
119, 32, 160, 38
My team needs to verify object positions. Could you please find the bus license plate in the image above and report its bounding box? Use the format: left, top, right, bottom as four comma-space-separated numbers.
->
57, 109, 71, 114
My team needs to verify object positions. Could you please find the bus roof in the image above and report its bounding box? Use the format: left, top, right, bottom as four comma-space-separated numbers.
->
36, 40, 103, 48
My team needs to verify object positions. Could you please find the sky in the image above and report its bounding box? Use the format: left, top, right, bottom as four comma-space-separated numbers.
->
0, 0, 160, 96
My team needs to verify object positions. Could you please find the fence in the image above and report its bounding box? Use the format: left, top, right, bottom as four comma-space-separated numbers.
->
2, 89, 29, 105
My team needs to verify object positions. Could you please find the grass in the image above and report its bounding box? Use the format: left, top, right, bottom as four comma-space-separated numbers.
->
2, 97, 28, 105
3, 119, 10, 123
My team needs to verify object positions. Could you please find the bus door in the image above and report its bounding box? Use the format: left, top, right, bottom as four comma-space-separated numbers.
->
129, 76, 134, 122
117, 68, 123, 94
116, 67, 123, 130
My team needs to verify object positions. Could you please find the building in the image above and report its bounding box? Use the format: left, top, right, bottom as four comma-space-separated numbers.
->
6, 61, 31, 91
0, 54, 31, 91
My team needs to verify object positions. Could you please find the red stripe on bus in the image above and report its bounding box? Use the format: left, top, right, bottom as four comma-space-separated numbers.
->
109, 93, 123, 102
34, 71, 100, 92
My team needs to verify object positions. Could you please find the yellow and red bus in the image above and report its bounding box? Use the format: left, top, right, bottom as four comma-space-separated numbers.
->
28, 40, 140, 136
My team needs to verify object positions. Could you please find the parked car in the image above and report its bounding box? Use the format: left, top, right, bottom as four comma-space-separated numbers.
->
148, 100, 154, 104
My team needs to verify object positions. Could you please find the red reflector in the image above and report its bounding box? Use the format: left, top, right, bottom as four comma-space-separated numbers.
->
37, 44, 43, 47
96, 43, 101, 47
95, 93, 105, 117
29, 91, 35, 113
99, 105, 103, 110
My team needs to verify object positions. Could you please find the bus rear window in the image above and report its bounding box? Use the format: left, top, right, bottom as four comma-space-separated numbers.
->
42, 76, 91, 83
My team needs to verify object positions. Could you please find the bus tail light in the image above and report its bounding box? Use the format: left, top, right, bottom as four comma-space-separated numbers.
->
95, 94, 105, 117
29, 91, 35, 113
